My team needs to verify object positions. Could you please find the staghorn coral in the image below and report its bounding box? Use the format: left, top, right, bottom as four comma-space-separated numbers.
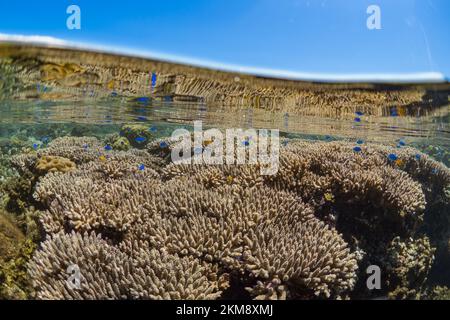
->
28, 231, 222, 300
156, 139, 450, 298
162, 140, 430, 238
31, 179, 357, 299
16, 136, 450, 300
34, 159, 160, 235
26, 137, 360, 299
0, 210, 36, 299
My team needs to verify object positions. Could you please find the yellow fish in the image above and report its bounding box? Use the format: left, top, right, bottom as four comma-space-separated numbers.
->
107, 79, 115, 90
203, 139, 213, 147
324, 193, 335, 202
226, 175, 234, 184
395, 159, 404, 166
99, 155, 107, 162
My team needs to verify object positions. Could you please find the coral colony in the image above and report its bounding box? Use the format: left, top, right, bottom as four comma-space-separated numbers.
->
170, 121, 279, 175
0, 46, 450, 301
0, 127, 448, 300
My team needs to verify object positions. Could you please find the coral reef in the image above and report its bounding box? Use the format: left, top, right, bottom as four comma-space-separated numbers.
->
4, 46, 450, 116
1, 134, 447, 300
424, 286, 450, 300
35, 155, 76, 174
0, 210, 36, 299
385, 236, 435, 299
120, 124, 154, 149
28, 232, 221, 300
24, 136, 360, 299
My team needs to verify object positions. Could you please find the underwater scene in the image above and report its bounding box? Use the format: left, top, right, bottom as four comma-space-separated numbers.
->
0, 43, 449, 301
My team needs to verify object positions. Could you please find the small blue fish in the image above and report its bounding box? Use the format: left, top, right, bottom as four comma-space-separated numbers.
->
159, 141, 168, 148
151, 73, 157, 87
243, 140, 250, 146
390, 107, 398, 117
415, 154, 421, 160
41, 136, 50, 144
356, 139, 364, 145
354, 117, 361, 123
355, 111, 364, 116
138, 164, 145, 171
110, 91, 118, 97
136, 97, 150, 104
325, 135, 331, 140
135, 136, 147, 143
194, 147, 203, 154
432, 168, 438, 174
104, 144, 113, 151
388, 153, 398, 161
398, 140, 406, 146
353, 146, 362, 152
32, 143, 39, 150
83, 144, 89, 150
149, 126, 157, 133
136, 116, 148, 121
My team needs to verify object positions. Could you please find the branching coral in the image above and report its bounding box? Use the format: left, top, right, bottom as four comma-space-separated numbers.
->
17, 136, 450, 300
28, 232, 222, 300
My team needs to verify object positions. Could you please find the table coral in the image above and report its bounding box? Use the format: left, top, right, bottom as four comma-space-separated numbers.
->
12, 136, 449, 299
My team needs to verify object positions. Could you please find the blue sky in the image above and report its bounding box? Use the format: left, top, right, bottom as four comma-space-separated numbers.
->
0, 0, 449, 80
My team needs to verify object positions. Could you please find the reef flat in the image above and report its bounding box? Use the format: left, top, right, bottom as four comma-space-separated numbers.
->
1, 44, 449, 118
1, 128, 449, 300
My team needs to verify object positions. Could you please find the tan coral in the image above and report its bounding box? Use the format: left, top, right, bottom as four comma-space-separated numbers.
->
28, 232, 222, 300
35, 156, 76, 174
23, 136, 450, 300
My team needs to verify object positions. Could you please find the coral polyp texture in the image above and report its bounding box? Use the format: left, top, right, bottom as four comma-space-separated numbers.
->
5, 135, 448, 300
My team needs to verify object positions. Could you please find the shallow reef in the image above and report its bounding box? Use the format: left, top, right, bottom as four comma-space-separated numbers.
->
0, 209, 36, 299
0, 132, 446, 300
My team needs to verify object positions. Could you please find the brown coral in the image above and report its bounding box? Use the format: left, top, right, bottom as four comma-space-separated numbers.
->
28, 232, 221, 300
20, 136, 450, 300
35, 155, 76, 174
